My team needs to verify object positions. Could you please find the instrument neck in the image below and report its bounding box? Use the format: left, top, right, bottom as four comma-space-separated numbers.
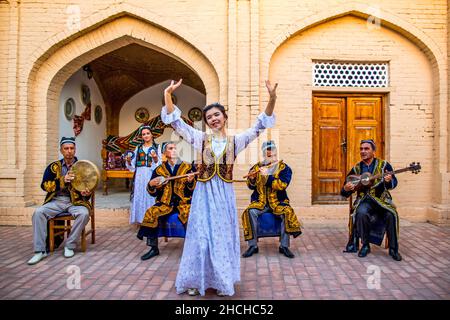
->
164, 171, 199, 182
262, 159, 281, 168
372, 167, 410, 180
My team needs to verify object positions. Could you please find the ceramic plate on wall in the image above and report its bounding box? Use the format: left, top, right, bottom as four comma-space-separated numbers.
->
188, 107, 202, 122
135, 107, 150, 123
81, 84, 91, 105
64, 98, 76, 121
94, 105, 102, 124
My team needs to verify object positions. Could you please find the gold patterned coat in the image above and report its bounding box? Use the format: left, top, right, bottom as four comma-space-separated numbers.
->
40, 158, 92, 210
140, 161, 196, 228
241, 160, 302, 241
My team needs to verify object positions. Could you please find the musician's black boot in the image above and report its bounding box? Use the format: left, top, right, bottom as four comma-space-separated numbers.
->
343, 238, 359, 253
279, 246, 295, 258
141, 246, 159, 261
389, 248, 402, 261
358, 244, 370, 258
242, 246, 258, 258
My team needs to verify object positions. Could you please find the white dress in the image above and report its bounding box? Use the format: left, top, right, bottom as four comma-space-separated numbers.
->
161, 105, 275, 296
126, 144, 162, 224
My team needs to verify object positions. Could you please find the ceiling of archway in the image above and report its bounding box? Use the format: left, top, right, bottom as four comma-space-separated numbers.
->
89, 43, 205, 113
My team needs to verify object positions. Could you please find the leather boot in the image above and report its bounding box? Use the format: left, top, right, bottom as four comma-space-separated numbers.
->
141, 246, 159, 261
242, 246, 258, 258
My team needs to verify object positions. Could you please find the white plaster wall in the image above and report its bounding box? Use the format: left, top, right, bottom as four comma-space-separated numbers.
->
59, 69, 106, 170
120, 81, 206, 162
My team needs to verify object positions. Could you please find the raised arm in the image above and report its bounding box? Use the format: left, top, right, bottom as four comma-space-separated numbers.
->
164, 79, 183, 115
162, 80, 205, 150
234, 80, 277, 154
264, 80, 278, 116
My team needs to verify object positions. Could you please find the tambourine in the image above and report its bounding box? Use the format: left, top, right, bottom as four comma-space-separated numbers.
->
71, 160, 100, 192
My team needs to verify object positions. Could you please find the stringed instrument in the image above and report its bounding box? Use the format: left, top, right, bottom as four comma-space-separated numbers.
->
346, 162, 421, 191
154, 171, 200, 186
243, 159, 282, 179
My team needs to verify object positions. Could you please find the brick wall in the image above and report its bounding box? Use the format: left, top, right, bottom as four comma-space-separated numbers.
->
0, 0, 448, 226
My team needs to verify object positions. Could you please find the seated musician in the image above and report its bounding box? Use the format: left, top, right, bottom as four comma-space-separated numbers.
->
341, 139, 402, 261
137, 141, 196, 260
27, 137, 92, 265
241, 140, 302, 258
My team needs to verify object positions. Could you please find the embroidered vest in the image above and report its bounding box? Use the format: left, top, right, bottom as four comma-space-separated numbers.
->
135, 143, 158, 167
197, 135, 235, 183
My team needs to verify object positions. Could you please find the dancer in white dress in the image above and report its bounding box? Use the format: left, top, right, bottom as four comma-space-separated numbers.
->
162, 79, 278, 296
126, 126, 162, 224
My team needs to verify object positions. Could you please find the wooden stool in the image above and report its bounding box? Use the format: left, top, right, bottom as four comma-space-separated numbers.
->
48, 193, 96, 252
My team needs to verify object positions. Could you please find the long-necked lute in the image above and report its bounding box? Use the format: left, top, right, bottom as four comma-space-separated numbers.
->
346, 162, 421, 191
155, 171, 200, 186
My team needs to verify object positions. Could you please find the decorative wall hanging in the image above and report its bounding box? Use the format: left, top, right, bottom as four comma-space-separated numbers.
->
81, 102, 91, 121
73, 115, 84, 136
94, 105, 102, 124
135, 107, 150, 123
72, 102, 93, 136
64, 98, 76, 121
188, 107, 202, 122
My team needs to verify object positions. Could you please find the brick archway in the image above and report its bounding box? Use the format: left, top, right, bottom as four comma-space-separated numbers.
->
26, 15, 220, 202
264, 4, 448, 213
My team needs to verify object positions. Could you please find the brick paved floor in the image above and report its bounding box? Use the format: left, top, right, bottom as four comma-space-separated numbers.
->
0, 223, 449, 300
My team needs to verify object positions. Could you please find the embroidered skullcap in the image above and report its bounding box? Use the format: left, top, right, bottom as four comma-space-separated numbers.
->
162, 141, 176, 153
262, 140, 277, 152
60, 137, 76, 146
360, 139, 376, 151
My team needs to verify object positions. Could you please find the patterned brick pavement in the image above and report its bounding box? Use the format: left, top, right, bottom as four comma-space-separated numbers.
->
0, 223, 449, 300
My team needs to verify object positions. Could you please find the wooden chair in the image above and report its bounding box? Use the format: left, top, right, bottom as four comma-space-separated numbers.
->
349, 195, 389, 249
48, 193, 96, 252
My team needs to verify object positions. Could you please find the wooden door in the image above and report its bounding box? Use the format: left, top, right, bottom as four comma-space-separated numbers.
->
346, 97, 384, 172
312, 94, 384, 204
312, 97, 346, 203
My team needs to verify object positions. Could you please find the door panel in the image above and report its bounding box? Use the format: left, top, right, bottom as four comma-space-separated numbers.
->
347, 97, 383, 172
312, 97, 346, 203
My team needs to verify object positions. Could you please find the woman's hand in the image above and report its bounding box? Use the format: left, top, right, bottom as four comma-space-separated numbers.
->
264, 80, 278, 116
164, 79, 182, 114
265, 80, 278, 98
150, 149, 158, 163
164, 79, 182, 95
